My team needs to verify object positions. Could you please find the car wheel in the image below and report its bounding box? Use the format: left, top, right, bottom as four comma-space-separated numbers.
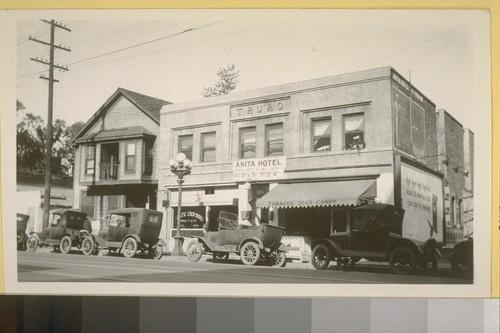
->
451, 252, 473, 278
311, 244, 330, 270
81, 236, 94, 256
152, 243, 164, 260
122, 238, 138, 258
389, 246, 416, 274
26, 235, 39, 252
186, 240, 203, 262
213, 252, 229, 262
59, 235, 72, 254
240, 242, 261, 266
274, 251, 287, 267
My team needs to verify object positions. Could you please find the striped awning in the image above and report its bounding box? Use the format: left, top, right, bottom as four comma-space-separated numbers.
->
255, 179, 377, 209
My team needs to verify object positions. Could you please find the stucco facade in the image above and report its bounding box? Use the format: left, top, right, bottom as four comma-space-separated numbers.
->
157, 67, 446, 254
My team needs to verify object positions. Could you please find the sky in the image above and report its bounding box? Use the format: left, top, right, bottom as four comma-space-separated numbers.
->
11, 9, 490, 135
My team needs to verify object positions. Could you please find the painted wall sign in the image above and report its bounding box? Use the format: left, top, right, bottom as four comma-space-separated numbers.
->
230, 99, 290, 118
233, 157, 286, 181
400, 162, 444, 242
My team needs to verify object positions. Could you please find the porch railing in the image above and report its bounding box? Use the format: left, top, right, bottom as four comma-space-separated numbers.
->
100, 162, 119, 180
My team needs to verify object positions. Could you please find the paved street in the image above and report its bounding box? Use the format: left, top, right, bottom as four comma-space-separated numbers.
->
17, 250, 471, 284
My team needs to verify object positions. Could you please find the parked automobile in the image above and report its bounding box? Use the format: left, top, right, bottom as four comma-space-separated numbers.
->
26, 209, 91, 254
450, 237, 473, 278
17, 213, 29, 251
82, 208, 165, 259
311, 203, 441, 275
185, 211, 288, 267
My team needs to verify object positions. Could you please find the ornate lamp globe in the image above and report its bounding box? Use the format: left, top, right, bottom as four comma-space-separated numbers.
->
176, 153, 186, 164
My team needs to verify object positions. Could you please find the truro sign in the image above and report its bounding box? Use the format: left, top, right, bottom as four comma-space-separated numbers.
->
233, 157, 286, 181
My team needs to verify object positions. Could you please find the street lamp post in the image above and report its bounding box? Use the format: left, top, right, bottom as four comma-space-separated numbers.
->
169, 152, 192, 256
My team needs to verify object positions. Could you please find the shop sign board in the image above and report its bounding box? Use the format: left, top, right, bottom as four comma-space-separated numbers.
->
230, 98, 290, 119
282, 235, 311, 262
400, 162, 444, 242
173, 206, 206, 229
233, 157, 286, 181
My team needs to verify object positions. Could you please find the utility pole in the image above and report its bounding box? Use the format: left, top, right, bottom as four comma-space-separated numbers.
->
29, 20, 71, 228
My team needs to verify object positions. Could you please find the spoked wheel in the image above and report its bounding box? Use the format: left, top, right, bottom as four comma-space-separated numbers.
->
212, 252, 229, 263
122, 238, 138, 258
273, 250, 287, 267
336, 257, 358, 271
389, 246, 416, 275
26, 235, 39, 252
240, 242, 261, 266
59, 235, 72, 254
311, 244, 330, 270
151, 243, 164, 260
451, 252, 473, 278
81, 236, 95, 256
186, 240, 203, 262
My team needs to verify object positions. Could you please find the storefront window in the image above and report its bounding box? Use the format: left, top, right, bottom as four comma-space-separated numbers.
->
312, 118, 331, 151
178, 135, 193, 161
266, 123, 283, 156
201, 132, 216, 162
240, 127, 256, 158
344, 113, 365, 150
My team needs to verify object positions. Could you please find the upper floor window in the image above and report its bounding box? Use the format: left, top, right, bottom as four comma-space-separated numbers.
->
240, 127, 256, 159
312, 118, 331, 151
200, 132, 216, 162
143, 140, 154, 176
125, 142, 136, 172
178, 135, 193, 161
344, 113, 365, 150
85, 146, 95, 175
266, 123, 283, 156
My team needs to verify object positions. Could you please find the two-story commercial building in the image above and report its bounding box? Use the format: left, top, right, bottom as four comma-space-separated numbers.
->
72, 88, 170, 227
436, 110, 474, 245
158, 67, 452, 257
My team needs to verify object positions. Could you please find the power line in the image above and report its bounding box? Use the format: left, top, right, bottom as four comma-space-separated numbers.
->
354, 22, 471, 71
19, 20, 223, 80
68, 20, 223, 66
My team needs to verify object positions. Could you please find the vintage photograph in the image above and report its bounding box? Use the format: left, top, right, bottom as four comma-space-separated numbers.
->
1, 9, 492, 296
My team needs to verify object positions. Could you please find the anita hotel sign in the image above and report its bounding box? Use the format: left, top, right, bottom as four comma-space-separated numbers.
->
233, 157, 286, 181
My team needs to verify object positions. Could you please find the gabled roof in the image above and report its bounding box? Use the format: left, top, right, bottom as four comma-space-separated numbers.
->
74, 126, 155, 144
72, 88, 171, 144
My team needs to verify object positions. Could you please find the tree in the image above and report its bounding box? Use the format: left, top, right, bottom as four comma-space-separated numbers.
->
17, 113, 45, 173
17, 114, 84, 176
202, 64, 239, 97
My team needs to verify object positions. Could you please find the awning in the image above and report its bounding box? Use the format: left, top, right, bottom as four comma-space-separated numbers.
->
256, 179, 377, 208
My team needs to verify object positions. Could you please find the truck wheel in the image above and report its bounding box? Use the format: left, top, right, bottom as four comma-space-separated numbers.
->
122, 238, 138, 258
60, 236, 72, 254
240, 242, 261, 265
274, 251, 287, 267
152, 243, 164, 260
311, 244, 330, 270
389, 246, 416, 274
451, 251, 473, 278
26, 235, 39, 252
186, 240, 203, 262
81, 236, 94, 256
